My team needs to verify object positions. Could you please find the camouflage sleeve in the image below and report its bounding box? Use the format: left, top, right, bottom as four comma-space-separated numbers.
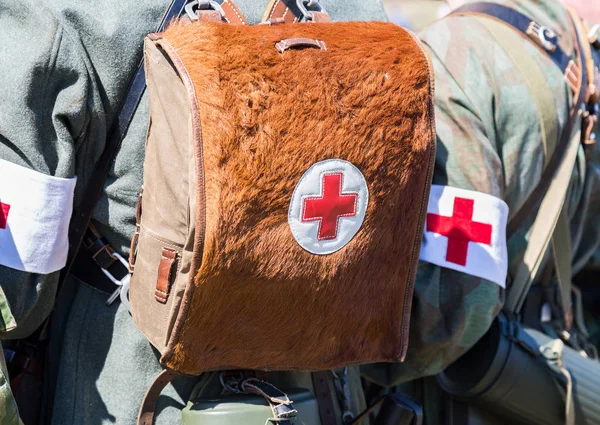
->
362, 36, 504, 385
363, 7, 582, 385
0, 343, 21, 425
0, 1, 104, 339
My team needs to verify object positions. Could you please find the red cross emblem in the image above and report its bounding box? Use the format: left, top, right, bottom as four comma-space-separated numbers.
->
0, 202, 9, 230
301, 173, 358, 241
426, 197, 492, 266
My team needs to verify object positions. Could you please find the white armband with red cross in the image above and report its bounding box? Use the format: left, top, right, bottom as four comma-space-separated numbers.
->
419, 185, 509, 287
0, 158, 76, 274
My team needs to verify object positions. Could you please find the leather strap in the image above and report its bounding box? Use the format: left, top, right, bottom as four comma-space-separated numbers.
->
60, 0, 190, 285
220, 0, 248, 24
137, 369, 179, 425
262, 0, 329, 24
312, 371, 337, 425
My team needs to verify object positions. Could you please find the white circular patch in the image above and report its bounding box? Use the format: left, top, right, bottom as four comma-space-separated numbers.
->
288, 159, 369, 255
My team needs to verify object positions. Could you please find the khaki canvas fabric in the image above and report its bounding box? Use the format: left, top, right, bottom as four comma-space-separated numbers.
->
131, 20, 436, 375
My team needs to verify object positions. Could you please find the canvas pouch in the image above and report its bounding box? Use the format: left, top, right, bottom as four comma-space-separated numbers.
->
129, 14, 436, 376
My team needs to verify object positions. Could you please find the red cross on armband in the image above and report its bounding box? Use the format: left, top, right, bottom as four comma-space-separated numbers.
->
0, 202, 10, 229
419, 185, 509, 288
426, 197, 492, 266
288, 159, 369, 256
301, 173, 358, 241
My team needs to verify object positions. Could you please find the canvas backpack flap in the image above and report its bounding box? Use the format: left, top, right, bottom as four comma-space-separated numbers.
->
132, 20, 436, 375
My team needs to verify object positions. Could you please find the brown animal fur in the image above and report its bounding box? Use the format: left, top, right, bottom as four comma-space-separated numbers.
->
151, 20, 435, 374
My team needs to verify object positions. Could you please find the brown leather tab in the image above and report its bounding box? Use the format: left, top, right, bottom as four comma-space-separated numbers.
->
311, 11, 330, 22
276, 37, 326, 53
155, 248, 177, 304
221, 0, 248, 25
312, 372, 337, 425
262, 0, 329, 23
198, 9, 223, 22
263, 0, 300, 23
137, 369, 179, 425
565, 60, 582, 94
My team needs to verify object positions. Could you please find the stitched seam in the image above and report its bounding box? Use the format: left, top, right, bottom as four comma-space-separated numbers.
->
403, 27, 437, 362
140, 225, 182, 249
224, 0, 246, 25
300, 171, 358, 241
269, 0, 282, 19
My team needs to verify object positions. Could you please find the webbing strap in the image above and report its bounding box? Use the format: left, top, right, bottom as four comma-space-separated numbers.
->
505, 124, 581, 313
475, 16, 575, 317
452, 3, 588, 238
551, 207, 573, 327
454, 4, 589, 316
476, 17, 559, 166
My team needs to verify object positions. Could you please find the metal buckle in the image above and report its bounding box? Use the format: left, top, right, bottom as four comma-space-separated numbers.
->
295, 0, 325, 21
104, 252, 132, 311
332, 368, 354, 424
526, 21, 557, 52
185, 0, 225, 21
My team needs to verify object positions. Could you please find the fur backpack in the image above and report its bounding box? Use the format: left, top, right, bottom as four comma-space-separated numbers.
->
128, 0, 436, 422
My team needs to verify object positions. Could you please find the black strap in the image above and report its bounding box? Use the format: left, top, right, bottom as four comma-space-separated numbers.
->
452, 3, 572, 74
60, 0, 190, 284
452, 3, 589, 237
352, 392, 423, 425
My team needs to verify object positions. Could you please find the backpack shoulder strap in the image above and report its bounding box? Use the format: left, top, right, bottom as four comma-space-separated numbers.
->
61, 0, 191, 283
262, 0, 329, 23
450, 3, 590, 238
452, 2, 574, 77
475, 16, 559, 167
449, 4, 593, 315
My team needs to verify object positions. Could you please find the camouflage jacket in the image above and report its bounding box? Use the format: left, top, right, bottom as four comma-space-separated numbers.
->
363, 0, 600, 386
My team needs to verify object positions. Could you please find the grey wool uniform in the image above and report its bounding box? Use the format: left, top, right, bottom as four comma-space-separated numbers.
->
0, 1, 387, 424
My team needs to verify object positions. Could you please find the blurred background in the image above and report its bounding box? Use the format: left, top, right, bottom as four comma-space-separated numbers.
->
382, 0, 450, 31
